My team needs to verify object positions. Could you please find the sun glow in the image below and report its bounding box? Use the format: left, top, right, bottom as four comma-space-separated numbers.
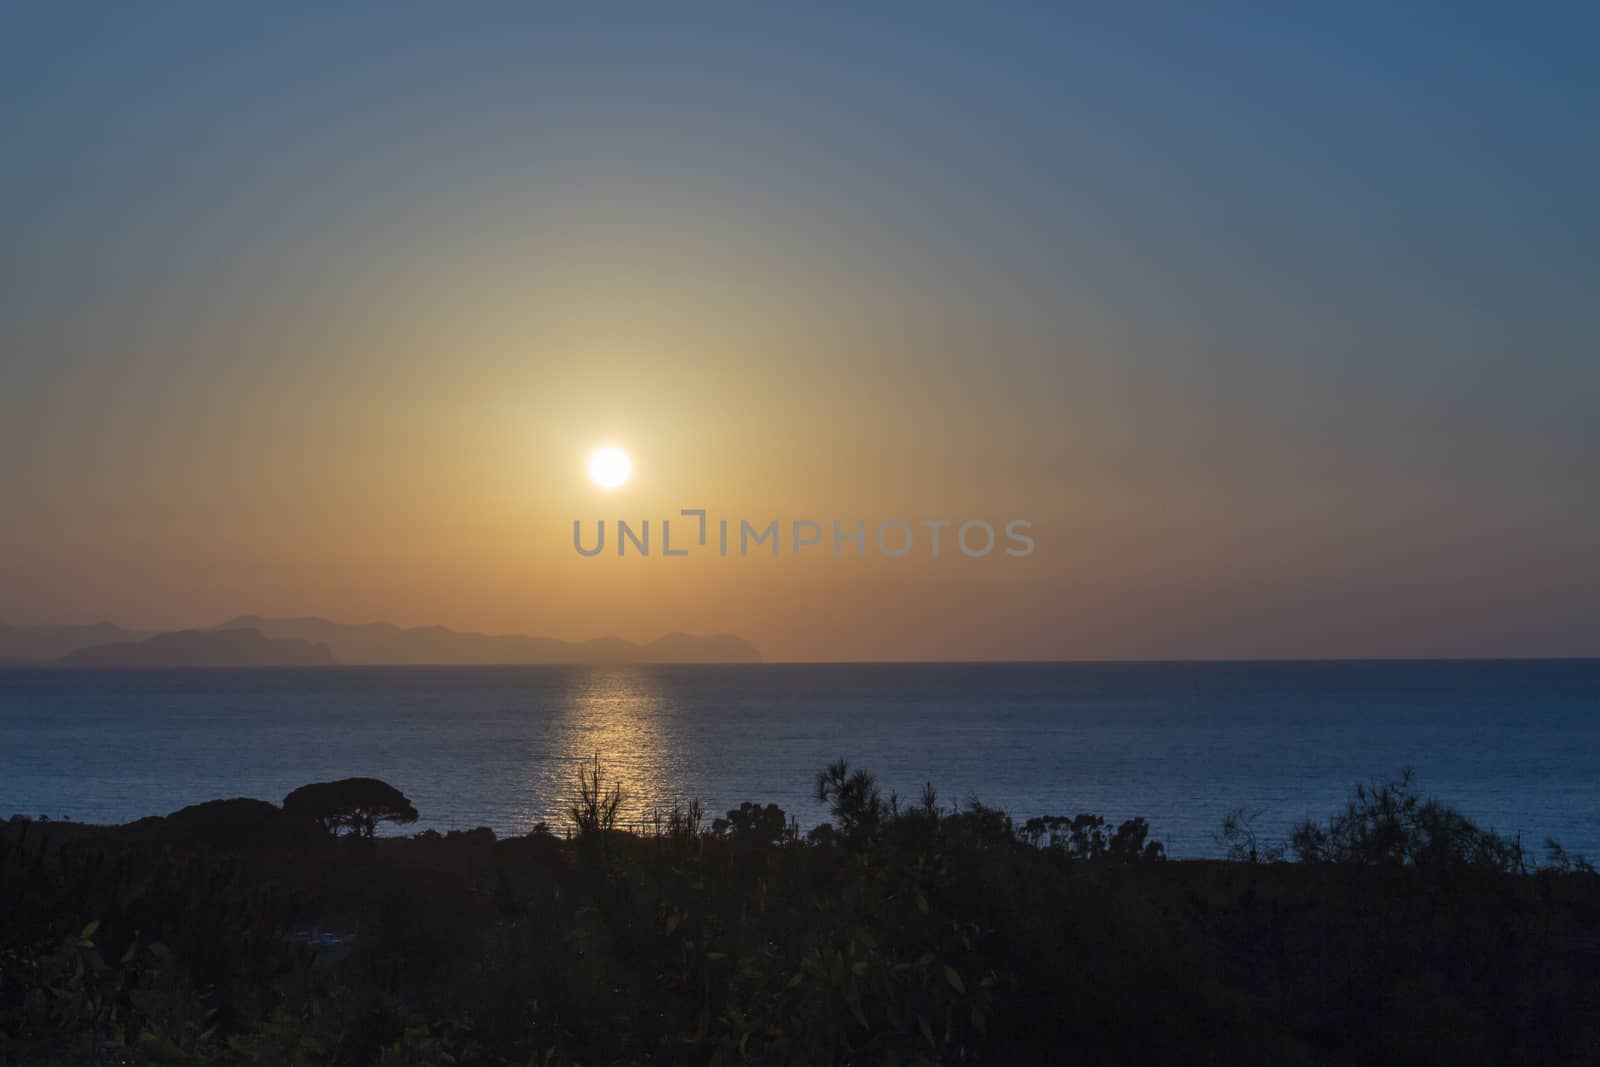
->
588, 446, 633, 490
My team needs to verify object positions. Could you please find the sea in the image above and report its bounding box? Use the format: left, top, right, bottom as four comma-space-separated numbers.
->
1, 660, 1596, 859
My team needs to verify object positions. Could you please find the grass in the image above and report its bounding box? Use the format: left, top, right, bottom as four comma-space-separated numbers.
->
2, 762, 1598, 1064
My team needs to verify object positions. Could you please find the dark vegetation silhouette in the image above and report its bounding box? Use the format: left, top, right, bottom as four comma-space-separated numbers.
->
281, 778, 419, 839
568, 754, 627, 836
1288, 767, 1532, 870
2, 764, 1598, 1064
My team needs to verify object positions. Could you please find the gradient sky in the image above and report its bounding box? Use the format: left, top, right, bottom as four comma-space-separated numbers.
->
3, 4, 1597, 661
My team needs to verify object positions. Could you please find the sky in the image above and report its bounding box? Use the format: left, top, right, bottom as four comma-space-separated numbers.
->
2, 4, 1597, 661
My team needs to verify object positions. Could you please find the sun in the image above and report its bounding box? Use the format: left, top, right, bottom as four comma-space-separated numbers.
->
588, 446, 633, 490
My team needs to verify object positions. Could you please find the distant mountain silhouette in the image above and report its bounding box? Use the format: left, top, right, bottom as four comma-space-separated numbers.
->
643, 632, 765, 663
0, 622, 153, 664
0, 617, 762, 667
59, 628, 338, 668
214, 615, 762, 665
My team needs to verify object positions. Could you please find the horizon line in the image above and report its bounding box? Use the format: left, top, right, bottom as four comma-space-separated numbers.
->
4, 655, 1597, 669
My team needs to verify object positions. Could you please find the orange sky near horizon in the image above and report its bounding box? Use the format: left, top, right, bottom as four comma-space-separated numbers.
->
3, 8, 1597, 661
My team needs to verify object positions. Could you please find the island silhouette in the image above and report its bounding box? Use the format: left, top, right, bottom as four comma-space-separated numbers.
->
0, 617, 761, 667
59, 628, 337, 668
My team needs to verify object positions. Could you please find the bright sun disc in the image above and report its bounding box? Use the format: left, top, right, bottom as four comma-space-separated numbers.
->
588, 446, 632, 489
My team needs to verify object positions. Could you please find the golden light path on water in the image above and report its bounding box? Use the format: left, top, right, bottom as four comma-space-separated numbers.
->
518, 668, 681, 833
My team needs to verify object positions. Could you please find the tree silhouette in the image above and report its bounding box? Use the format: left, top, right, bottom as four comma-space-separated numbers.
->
815, 759, 884, 845
282, 777, 418, 838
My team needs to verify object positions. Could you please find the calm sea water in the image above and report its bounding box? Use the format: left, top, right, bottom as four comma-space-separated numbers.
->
1, 661, 1596, 858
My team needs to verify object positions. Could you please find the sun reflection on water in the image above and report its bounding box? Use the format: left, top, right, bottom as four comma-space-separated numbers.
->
520, 667, 681, 833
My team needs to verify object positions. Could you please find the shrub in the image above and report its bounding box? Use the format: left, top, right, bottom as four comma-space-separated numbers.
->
566, 753, 626, 836
160, 797, 289, 850
1290, 769, 1524, 871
